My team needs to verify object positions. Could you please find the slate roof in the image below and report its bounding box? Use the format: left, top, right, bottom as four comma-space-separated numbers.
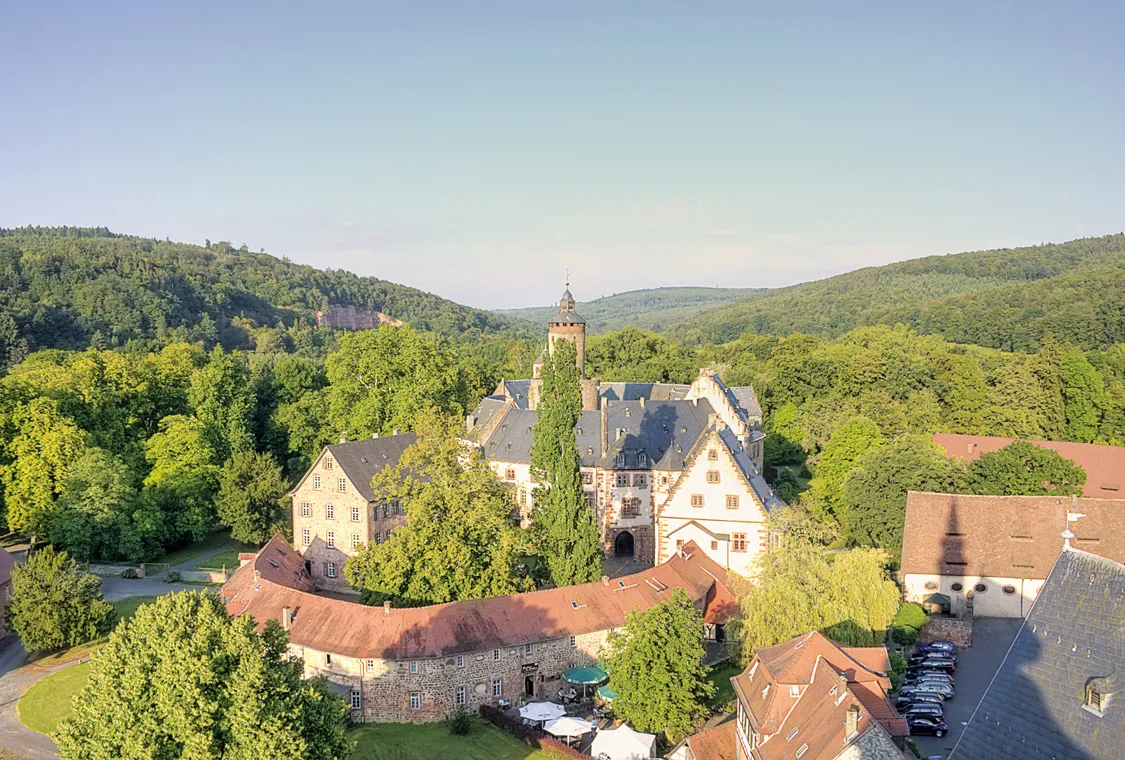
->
598, 382, 691, 402
901, 492, 1125, 579
224, 535, 734, 660
933, 433, 1125, 499
950, 549, 1125, 760
320, 434, 418, 502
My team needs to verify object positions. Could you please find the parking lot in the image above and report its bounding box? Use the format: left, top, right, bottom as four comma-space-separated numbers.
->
910, 618, 1023, 758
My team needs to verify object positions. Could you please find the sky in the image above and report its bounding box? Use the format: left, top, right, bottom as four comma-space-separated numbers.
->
2, 1, 1124, 310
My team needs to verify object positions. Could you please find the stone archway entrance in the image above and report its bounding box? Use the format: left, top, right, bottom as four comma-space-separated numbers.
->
614, 531, 635, 558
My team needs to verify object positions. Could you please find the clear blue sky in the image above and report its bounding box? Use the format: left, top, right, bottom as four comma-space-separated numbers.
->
2, 1, 1123, 309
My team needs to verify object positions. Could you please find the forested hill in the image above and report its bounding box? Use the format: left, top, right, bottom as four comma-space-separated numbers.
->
673, 233, 1125, 351
0, 227, 532, 367
500, 286, 766, 333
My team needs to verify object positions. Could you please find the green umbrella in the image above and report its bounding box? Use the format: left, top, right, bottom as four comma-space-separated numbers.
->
596, 684, 617, 701
562, 665, 608, 699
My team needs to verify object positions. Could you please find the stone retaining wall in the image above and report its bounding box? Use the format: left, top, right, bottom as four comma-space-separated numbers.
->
87, 563, 144, 578
180, 570, 229, 583
920, 615, 973, 648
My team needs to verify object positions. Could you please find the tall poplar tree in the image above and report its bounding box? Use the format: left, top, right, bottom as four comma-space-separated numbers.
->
530, 340, 602, 587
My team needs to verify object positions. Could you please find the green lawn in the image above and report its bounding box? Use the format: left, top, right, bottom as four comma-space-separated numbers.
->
707, 663, 742, 711
191, 545, 254, 571
18, 661, 91, 735
349, 720, 565, 760
155, 531, 239, 568
31, 596, 159, 667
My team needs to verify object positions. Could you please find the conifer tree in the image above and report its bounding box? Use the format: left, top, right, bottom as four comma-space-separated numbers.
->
530, 340, 602, 587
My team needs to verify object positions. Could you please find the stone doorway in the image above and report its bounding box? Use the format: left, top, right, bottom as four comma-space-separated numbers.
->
614, 531, 635, 558
524, 674, 535, 697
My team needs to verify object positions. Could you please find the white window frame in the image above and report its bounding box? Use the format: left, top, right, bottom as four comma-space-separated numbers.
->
352, 533, 361, 550
301, 502, 310, 517
492, 677, 502, 697
338, 477, 347, 492
351, 505, 361, 522
410, 691, 421, 710
524, 643, 533, 656
326, 562, 337, 578
454, 655, 464, 668
301, 528, 310, 546
569, 636, 577, 648
366, 659, 375, 673
326, 531, 335, 549
455, 685, 467, 707
410, 661, 419, 674
313, 475, 321, 490
326, 504, 335, 520
350, 690, 361, 709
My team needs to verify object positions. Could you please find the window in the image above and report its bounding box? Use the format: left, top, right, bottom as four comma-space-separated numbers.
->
690, 494, 704, 508
366, 659, 375, 673
569, 636, 577, 648
352, 534, 361, 550
454, 686, 466, 707
924, 580, 939, 591
524, 643, 533, 656
796, 744, 809, 759
519, 489, 527, 507
338, 478, 347, 492
633, 474, 646, 487
350, 690, 361, 709
707, 470, 721, 484
410, 692, 421, 710
786, 728, 799, 741
505, 468, 516, 480
725, 495, 739, 509
621, 498, 640, 518
326, 504, 335, 520
301, 528, 310, 546
638, 453, 647, 467
455, 655, 464, 668
326, 562, 337, 578
382, 504, 390, 519
616, 474, 629, 487
708, 449, 718, 460
313, 475, 321, 490
375, 531, 384, 544
351, 506, 361, 522
301, 502, 311, 517
492, 677, 502, 697
326, 531, 335, 548
974, 583, 987, 593
493, 649, 502, 661
582, 472, 593, 485
732, 533, 748, 553
951, 582, 964, 591
789, 685, 800, 698
710, 540, 719, 550
324, 456, 333, 469
1085, 684, 1107, 715
325, 653, 332, 666
676, 539, 685, 551
584, 492, 596, 508
1003, 584, 1016, 595
410, 661, 419, 674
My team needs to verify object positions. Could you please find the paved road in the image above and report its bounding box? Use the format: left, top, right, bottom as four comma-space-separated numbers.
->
0, 542, 233, 759
912, 618, 1023, 759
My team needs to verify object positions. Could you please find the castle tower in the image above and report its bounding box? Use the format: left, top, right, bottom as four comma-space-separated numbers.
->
548, 285, 586, 376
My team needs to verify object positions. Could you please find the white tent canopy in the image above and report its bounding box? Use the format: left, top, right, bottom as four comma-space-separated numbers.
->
519, 702, 566, 723
544, 716, 594, 738
590, 724, 656, 760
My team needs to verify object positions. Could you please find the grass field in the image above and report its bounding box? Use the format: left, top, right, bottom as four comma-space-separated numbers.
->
30, 596, 158, 668
707, 663, 742, 710
18, 661, 91, 735
190, 546, 253, 571
155, 531, 239, 568
349, 720, 565, 760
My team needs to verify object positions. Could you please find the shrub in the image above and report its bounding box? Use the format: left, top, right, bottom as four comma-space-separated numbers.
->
163, 570, 181, 583
449, 710, 473, 736
120, 568, 138, 579
478, 706, 587, 759
892, 603, 928, 631
891, 625, 920, 646
889, 652, 906, 691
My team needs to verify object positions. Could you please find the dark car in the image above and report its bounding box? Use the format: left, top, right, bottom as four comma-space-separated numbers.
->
903, 703, 944, 719
900, 682, 954, 699
909, 657, 955, 672
907, 715, 949, 737
909, 651, 955, 665
904, 670, 954, 684
918, 640, 956, 655
895, 692, 944, 709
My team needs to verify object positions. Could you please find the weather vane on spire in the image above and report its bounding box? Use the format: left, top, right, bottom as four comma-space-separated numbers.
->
565, 269, 570, 289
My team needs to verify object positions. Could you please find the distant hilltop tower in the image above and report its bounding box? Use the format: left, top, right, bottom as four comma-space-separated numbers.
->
547, 284, 586, 376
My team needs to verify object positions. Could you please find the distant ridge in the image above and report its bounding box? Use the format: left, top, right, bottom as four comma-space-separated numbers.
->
499, 286, 766, 334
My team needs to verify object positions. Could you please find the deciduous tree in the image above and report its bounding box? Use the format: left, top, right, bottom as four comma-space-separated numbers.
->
215, 451, 288, 543
967, 439, 1086, 496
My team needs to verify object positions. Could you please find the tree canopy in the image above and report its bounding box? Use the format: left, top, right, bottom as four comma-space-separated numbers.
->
6, 546, 115, 652
215, 451, 290, 544
54, 592, 349, 760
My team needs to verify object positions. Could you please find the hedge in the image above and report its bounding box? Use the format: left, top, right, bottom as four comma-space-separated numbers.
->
478, 705, 588, 759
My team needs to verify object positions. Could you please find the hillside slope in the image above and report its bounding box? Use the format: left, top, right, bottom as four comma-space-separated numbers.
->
675, 233, 1125, 350
0, 227, 531, 366
501, 286, 766, 333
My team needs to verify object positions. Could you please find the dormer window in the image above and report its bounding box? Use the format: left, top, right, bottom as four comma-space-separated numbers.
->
789, 685, 800, 698
1085, 679, 1111, 716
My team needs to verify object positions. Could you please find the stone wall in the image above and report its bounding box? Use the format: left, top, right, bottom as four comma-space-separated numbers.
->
87, 562, 144, 578
920, 615, 973, 648
180, 570, 229, 583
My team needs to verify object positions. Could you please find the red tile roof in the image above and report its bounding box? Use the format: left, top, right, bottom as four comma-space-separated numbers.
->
223, 535, 733, 660
686, 720, 737, 760
932, 433, 1125, 498
901, 491, 1125, 579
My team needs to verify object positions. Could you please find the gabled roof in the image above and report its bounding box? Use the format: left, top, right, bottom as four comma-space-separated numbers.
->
933, 433, 1125, 499
685, 719, 737, 760
224, 536, 734, 661
308, 434, 417, 503
662, 427, 782, 513
479, 408, 604, 466
901, 492, 1125, 579
950, 549, 1125, 760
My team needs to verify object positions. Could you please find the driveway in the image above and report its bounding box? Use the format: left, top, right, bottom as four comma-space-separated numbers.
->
911, 617, 1023, 758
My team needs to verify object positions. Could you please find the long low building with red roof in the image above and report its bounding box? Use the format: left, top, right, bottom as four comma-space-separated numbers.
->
222, 533, 737, 722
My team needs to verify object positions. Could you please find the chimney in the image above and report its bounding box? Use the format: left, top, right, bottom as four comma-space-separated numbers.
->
692, 398, 698, 407
372, 432, 380, 439
281, 606, 292, 630
393, 428, 401, 436
340, 432, 348, 443
639, 396, 645, 408
845, 705, 860, 739
253, 569, 261, 580
602, 575, 610, 586
384, 601, 392, 615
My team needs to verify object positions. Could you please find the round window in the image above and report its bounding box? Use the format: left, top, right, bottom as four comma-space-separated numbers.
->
924, 581, 939, 591
1002, 585, 1016, 595
974, 583, 987, 593
950, 582, 963, 592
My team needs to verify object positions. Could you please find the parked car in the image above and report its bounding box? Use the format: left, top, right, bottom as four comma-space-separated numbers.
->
907, 715, 949, 737
909, 657, 955, 672
918, 640, 956, 655
895, 694, 944, 712
900, 682, 954, 699
904, 670, 954, 685
902, 703, 944, 719
908, 651, 955, 665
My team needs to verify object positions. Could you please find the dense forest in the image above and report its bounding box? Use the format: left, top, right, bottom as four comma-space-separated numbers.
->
674, 233, 1125, 351
0, 227, 534, 370
501, 286, 766, 333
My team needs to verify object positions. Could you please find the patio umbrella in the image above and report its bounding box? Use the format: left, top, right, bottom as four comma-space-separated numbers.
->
596, 684, 618, 701
590, 724, 656, 760
563, 665, 609, 698
519, 702, 566, 723
544, 716, 594, 739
